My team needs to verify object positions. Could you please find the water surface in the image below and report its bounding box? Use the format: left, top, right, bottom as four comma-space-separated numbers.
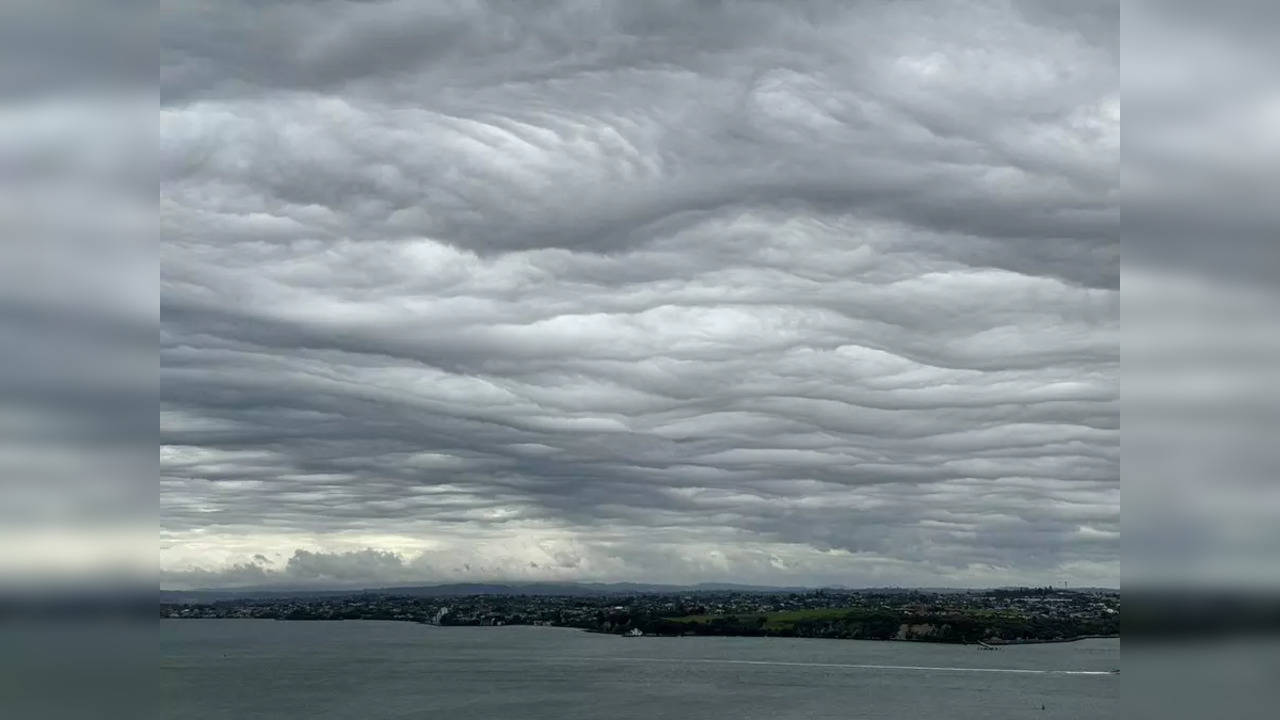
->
161, 619, 1117, 719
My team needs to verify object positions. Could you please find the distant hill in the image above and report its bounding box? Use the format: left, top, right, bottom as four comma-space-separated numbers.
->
159, 581, 1118, 604
160, 581, 814, 603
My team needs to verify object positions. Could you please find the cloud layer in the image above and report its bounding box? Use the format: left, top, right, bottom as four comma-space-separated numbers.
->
161, 0, 1118, 589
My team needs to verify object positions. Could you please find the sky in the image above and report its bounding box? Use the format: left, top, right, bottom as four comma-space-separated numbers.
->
159, 0, 1118, 590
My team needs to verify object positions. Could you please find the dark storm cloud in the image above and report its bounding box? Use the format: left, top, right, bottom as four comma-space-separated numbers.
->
161, 0, 1117, 588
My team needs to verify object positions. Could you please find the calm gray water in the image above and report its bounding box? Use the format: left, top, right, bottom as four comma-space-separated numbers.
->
161, 620, 1117, 719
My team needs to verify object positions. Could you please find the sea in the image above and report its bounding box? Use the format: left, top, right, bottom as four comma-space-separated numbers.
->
161, 619, 1118, 719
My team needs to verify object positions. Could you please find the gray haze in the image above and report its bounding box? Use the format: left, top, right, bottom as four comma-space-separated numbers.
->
161, 0, 1118, 590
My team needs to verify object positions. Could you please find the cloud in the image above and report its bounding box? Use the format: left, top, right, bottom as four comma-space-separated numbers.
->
161, 0, 1118, 589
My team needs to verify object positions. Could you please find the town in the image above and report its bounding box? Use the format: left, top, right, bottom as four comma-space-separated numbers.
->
162, 586, 1119, 644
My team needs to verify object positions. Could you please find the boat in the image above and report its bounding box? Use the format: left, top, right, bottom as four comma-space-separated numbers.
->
623, 628, 644, 637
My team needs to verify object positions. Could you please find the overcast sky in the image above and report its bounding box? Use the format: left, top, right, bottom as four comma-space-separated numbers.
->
160, 0, 1117, 590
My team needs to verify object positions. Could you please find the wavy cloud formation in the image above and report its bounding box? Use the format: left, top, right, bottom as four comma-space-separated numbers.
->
161, 0, 1118, 589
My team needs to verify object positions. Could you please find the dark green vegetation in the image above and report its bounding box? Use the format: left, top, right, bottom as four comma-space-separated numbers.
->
163, 586, 1119, 644
653, 605, 1117, 643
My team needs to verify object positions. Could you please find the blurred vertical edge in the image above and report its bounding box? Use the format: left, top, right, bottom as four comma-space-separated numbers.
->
1125, 1, 1280, 719
0, 2, 156, 719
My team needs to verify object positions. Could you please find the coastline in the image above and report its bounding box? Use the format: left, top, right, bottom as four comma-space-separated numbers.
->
161, 616, 1118, 646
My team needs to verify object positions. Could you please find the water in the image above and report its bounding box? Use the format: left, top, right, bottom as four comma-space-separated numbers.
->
161, 620, 1117, 719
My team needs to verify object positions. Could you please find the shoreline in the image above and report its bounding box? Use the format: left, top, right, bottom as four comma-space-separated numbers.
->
160, 617, 1118, 646
582, 626, 1119, 645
